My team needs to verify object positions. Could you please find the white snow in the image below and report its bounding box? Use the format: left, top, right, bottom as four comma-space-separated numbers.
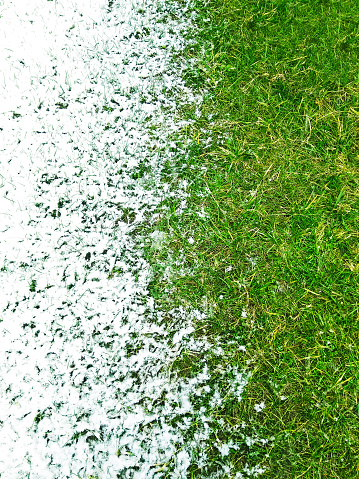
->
254, 402, 266, 413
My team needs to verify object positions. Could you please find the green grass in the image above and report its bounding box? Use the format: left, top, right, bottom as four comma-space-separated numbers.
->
144, 0, 359, 476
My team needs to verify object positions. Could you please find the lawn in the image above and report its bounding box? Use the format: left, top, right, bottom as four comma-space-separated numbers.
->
145, 0, 359, 476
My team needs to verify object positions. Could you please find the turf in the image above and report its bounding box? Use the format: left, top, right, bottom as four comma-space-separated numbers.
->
145, 0, 359, 476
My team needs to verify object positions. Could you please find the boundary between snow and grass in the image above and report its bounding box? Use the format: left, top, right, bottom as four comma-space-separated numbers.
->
140, 2, 274, 478
153, 0, 359, 477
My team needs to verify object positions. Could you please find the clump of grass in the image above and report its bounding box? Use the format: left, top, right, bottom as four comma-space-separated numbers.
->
146, 0, 359, 476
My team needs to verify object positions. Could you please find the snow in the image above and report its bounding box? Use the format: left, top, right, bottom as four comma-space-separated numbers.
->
0, 0, 258, 477
254, 402, 266, 413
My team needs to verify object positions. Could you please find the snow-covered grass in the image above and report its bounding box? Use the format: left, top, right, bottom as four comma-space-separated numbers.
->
0, 0, 258, 478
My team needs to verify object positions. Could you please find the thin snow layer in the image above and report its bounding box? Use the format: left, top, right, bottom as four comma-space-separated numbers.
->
0, 1, 250, 478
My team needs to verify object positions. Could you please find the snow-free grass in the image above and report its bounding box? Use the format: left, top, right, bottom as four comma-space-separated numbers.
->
0, 0, 255, 477
146, 0, 359, 476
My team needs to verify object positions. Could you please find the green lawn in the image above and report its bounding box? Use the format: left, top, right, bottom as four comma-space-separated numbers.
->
146, 0, 359, 476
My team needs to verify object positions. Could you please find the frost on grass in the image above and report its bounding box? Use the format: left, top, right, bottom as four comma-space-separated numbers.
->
0, 0, 260, 478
